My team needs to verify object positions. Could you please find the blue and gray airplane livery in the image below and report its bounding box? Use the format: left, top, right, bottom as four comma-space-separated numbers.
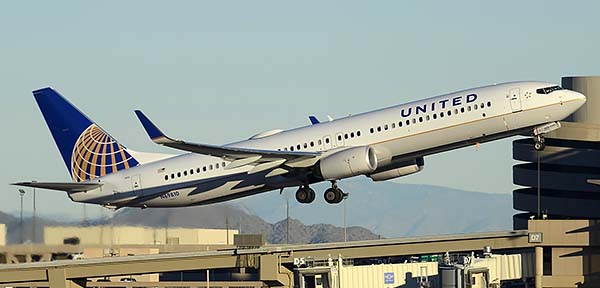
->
14, 82, 585, 208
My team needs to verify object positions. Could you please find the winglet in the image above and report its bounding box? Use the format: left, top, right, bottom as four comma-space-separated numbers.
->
134, 110, 173, 144
308, 115, 320, 125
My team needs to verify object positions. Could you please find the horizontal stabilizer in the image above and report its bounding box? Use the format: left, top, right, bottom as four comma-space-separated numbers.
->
12, 182, 102, 193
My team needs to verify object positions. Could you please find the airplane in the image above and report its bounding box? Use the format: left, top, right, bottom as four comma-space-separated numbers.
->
14, 81, 586, 208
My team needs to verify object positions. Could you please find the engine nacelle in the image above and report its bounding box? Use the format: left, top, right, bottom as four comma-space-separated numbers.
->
317, 146, 378, 180
368, 157, 424, 181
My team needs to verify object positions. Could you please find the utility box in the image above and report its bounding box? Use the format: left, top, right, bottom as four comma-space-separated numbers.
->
234, 234, 265, 247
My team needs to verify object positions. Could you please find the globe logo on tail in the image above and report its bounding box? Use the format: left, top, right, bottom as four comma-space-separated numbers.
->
71, 124, 139, 182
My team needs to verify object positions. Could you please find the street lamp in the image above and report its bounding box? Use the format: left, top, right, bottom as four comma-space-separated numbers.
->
343, 193, 349, 242
18, 189, 26, 244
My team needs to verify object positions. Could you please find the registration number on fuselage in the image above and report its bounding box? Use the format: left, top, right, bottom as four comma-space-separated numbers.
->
160, 191, 180, 199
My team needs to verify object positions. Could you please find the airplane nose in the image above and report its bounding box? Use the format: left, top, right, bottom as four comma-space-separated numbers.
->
572, 91, 587, 103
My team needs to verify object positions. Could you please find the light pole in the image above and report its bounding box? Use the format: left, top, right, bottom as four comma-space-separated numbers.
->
343, 193, 349, 242
286, 194, 290, 245
32, 183, 36, 243
18, 189, 26, 244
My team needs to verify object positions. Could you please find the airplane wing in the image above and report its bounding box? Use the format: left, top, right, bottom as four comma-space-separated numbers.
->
134, 110, 321, 169
12, 182, 102, 193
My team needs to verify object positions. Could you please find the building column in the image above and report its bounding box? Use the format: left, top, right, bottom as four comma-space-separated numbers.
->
535, 246, 543, 288
47, 269, 86, 288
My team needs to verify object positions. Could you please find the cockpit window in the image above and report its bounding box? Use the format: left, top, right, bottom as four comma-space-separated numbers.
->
536, 86, 563, 94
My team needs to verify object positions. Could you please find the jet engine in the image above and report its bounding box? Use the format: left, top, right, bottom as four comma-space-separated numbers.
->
368, 157, 424, 181
316, 146, 378, 180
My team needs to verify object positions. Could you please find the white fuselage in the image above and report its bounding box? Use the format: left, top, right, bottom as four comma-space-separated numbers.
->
72, 81, 586, 207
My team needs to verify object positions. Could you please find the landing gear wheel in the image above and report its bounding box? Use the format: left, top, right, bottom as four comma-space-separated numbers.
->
533, 135, 546, 151
324, 187, 345, 204
296, 186, 315, 204
534, 141, 546, 151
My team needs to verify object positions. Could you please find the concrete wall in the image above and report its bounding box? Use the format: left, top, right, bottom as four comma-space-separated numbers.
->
44, 226, 238, 245
0, 224, 5, 246
563, 76, 600, 125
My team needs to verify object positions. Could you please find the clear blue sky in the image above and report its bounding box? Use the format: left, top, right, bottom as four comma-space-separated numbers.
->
1, 1, 599, 220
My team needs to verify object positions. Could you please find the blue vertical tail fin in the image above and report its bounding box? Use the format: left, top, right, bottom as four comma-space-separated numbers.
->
33, 87, 139, 182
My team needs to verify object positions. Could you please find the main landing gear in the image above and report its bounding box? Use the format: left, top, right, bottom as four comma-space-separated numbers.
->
295, 181, 347, 204
324, 181, 347, 204
295, 185, 316, 204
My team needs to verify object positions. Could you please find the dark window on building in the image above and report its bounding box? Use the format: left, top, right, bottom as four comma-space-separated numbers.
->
543, 247, 552, 275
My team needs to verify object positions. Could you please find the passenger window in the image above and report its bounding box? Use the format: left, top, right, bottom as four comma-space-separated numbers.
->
454, 109, 459, 114
448, 110, 452, 116
304, 143, 308, 148
377, 126, 382, 132
337, 135, 342, 141
325, 138, 330, 144
183, 170, 187, 176
177, 172, 181, 178
216, 163, 219, 169
297, 144, 301, 150
426, 115, 430, 121
350, 132, 355, 138
467, 106, 472, 112
480, 103, 485, 109
474, 104, 478, 110
419, 117, 423, 123
190, 169, 194, 175
290, 146, 294, 151
284, 147, 288, 151
223, 162, 226, 167
384, 124, 388, 130
412, 118, 416, 124
310, 141, 315, 147
370, 128, 374, 133
209, 164, 213, 170
433, 114, 437, 120
203, 166, 207, 172
344, 134, 348, 139
399, 121, 403, 127
487, 101, 491, 107
171, 174, 175, 179
460, 107, 465, 113
406, 120, 410, 126
391, 123, 395, 129
357, 131, 361, 137
318, 139, 322, 145
164, 175, 169, 181
440, 111, 444, 118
